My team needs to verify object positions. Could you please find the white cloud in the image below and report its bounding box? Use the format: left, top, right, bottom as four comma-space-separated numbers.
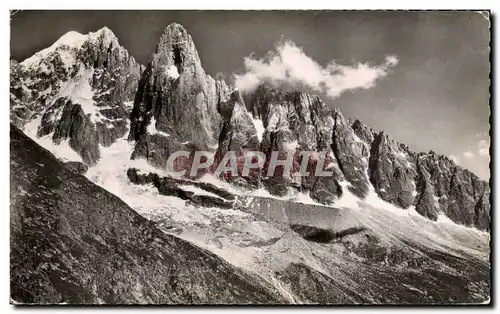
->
463, 151, 475, 159
477, 139, 490, 157
478, 148, 489, 157
477, 140, 490, 149
234, 40, 399, 98
477, 139, 489, 148
450, 136, 490, 180
448, 154, 459, 164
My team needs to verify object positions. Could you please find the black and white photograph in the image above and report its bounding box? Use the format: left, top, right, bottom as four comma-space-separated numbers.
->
7, 9, 492, 305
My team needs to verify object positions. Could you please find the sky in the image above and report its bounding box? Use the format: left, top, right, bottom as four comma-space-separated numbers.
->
10, 10, 491, 179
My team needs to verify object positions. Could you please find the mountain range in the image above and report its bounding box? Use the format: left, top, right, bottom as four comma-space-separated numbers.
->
10, 23, 491, 304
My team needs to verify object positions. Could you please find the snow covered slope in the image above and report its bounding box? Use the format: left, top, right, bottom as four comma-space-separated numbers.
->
79, 129, 490, 303
12, 27, 143, 165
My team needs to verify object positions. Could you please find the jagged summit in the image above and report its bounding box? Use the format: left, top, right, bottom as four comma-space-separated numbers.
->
152, 21, 202, 77
11, 25, 143, 164
157, 22, 190, 46
155, 22, 192, 54
21, 26, 121, 69
129, 22, 225, 147
161, 22, 188, 39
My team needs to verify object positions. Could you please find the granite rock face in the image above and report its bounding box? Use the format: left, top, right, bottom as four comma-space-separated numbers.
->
216, 92, 260, 157
331, 109, 371, 197
368, 132, 417, 208
241, 85, 489, 229
51, 100, 101, 165
410, 152, 490, 229
129, 23, 226, 153
243, 86, 345, 202
10, 60, 30, 128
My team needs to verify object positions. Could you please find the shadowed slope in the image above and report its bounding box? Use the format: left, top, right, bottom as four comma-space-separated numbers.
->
10, 125, 284, 304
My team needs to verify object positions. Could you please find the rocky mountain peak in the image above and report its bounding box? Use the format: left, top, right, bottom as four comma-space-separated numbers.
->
152, 22, 201, 78
129, 22, 224, 156
20, 27, 122, 70
94, 26, 116, 40
351, 119, 375, 144
156, 22, 191, 50
12, 26, 143, 165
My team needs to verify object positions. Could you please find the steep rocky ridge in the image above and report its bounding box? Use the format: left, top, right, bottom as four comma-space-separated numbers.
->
241, 85, 490, 230
129, 22, 230, 167
122, 20, 490, 230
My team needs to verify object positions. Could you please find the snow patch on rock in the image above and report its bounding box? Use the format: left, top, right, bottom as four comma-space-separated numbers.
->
56, 68, 104, 123
294, 191, 318, 205
23, 114, 83, 163
147, 117, 171, 137
21, 27, 120, 69
250, 116, 265, 142
165, 65, 180, 80
21, 31, 87, 68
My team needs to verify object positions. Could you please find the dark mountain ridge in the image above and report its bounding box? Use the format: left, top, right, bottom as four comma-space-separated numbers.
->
10, 124, 284, 304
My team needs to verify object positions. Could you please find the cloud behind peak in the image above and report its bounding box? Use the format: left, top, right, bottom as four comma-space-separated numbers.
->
234, 40, 399, 98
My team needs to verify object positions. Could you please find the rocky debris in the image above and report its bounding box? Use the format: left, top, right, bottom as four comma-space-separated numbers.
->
276, 263, 367, 304
10, 125, 285, 304
127, 168, 234, 208
290, 224, 368, 243
65, 161, 89, 175
277, 244, 490, 305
